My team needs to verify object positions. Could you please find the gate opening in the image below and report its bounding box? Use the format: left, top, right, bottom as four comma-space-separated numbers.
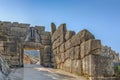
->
23, 49, 40, 65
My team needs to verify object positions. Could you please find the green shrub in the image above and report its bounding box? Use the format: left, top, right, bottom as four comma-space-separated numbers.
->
114, 65, 120, 76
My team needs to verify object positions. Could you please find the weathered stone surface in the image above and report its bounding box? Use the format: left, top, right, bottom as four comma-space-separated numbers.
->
41, 31, 50, 36
75, 46, 80, 59
65, 31, 75, 41
69, 47, 75, 60
41, 35, 50, 40
51, 23, 56, 34
80, 39, 101, 58
44, 45, 51, 53
35, 26, 45, 31
55, 55, 61, 64
52, 23, 66, 43
101, 46, 120, 62
60, 43, 65, 53
43, 53, 51, 61
65, 39, 71, 51
65, 49, 70, 60
63, 59, 72, 72
55, 38, 60, 48
0, 21, 119, 80
61, 52, 65, 63
52, 41, 56, 49
71, 35, 81, 47
77, 29, 95, 43
82, 54, 114, 77
71, 60, 82, 75
58, 23, 67, 35
53, 49, 57, 55
59, 34, 65, 45
56, 46, 60, 54
59, 63, 64, 70
41, 40, 51, 45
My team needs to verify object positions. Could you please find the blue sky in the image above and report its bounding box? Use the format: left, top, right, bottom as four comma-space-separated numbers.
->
0, 0, 120, 54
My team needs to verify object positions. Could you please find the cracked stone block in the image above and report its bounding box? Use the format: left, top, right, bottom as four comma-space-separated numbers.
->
65, 31, 75, 41
82, 54, 114, 77
80, 39, 101, 59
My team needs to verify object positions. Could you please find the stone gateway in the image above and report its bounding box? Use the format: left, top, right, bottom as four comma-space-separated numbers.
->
0, 21, 119, 80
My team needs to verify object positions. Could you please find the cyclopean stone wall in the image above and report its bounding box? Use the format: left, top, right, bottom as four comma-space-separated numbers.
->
51, 23, 120, 80
0, 21, 120, 80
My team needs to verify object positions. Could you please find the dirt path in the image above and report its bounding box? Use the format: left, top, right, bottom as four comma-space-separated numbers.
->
8, 64, 86, 80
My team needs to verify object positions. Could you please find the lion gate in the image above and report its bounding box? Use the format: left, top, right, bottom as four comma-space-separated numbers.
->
0, 21, 119, 80
0, 22, 53, 67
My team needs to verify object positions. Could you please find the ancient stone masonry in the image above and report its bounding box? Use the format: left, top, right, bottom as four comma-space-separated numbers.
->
0, 21, 120, 80
51, 23, 120, 80
101, 46, 119, 62
0, 21, 52, 67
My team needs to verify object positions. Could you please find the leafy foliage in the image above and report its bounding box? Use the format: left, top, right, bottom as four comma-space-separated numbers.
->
114, 65, 120, 76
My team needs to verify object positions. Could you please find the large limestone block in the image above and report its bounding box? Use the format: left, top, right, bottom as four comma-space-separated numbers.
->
71, 35, 81, 47
69, 47, 75, 60
75, 46, 80, 59
60, 63, 64, 70
58, 23, 67, 35
55, 38, 60, 48
61, 52, 65, 63
41, 35, 50, 40
59, 34, 65, 45
41, 40, 51, 45
52, 38, 59, 49
43, 53, 51, 61
44, 45, 51, 53
65, 49, 70, 60
65, 31, 75, 41
52, 41, 56, 49
65, 39, 71, 51
51, 23, 56, 34
35, 26, 45, 31
52, 24, 66, 43
80, 39, 101, 59
56, 47, 60, 54
40, 31, 51, 37
60, 43, 65, 53
77, 29, 95, 43
63, 59, 72, 72
71, 60, 82, 75
53, 49, 57, 56
82, 54, 114, 77
55, 55, 61, 64
56, 63, 60, 69
51, 30, 58, 42
52, 31, 59, 42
